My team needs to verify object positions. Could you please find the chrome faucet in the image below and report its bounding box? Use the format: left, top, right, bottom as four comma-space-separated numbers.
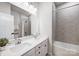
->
11, 32, 21, 44
16, 38, 21, 44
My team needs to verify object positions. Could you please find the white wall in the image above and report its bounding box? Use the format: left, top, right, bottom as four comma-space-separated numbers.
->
31, 2, 56, 55
0, 2, 11, 14
39, 2, 54, 55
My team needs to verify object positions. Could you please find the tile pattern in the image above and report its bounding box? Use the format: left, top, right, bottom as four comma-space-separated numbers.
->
56, 5, 79, 45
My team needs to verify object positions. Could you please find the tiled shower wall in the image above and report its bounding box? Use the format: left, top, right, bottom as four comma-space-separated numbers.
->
56, 3, 79, 45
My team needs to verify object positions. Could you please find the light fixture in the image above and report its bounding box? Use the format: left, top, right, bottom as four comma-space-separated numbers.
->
10, 2, 37, 15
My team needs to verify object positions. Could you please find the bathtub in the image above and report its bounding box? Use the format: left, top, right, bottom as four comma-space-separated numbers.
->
53, 41, 79, 56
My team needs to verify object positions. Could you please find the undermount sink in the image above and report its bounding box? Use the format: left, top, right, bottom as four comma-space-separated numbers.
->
9, 42, 32, 52
6, 35, 39, 53
22, 38, 36, 44
7, 38, 35, 52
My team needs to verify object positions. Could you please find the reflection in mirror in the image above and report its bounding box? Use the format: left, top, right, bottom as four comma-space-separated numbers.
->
21, 15, 31, 37
11, 7, 31, 39
0, 12, 14, 39
0, 2, 38, 40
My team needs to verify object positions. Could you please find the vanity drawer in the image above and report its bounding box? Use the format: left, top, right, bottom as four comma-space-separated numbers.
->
35, 39, 48, 51
22, 48, 35, 56
35, 43, 42, 51
42, 39, 48, 45
36, 49, 42, 56
42, 39, 48, 48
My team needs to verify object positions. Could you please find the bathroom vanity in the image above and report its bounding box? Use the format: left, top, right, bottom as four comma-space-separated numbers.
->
1, 35, 48, 56
22, 37, 48, 56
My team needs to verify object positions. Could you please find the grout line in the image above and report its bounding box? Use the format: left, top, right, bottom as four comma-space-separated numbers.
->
57, 3, 79, 10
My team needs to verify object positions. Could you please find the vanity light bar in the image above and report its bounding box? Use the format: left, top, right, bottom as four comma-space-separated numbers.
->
9, 2, 37, 15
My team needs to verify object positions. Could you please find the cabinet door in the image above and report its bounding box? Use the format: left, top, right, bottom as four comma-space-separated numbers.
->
22, 48, 35, 56
36, 43, 42, 51
41, 39, 48, 56
36, 49, 42, 56
35, 39, 48, 56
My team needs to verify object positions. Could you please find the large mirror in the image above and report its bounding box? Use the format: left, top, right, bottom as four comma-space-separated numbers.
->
11, 5, 31, 39
0, 2, 39, 40
0, 3, 32, 40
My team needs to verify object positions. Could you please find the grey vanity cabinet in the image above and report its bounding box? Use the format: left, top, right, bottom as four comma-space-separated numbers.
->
35, 39, 48, 56
22, 48, 36, 56
41, 39, 48, 56
22, 39, 48, 56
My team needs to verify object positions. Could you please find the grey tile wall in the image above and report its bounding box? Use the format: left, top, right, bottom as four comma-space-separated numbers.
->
56, 4, 79, 45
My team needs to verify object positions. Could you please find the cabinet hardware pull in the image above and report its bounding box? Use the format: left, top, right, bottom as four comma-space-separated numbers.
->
39, 52, 40, 54
45, 45, 46, 47
39, 47, 40, 48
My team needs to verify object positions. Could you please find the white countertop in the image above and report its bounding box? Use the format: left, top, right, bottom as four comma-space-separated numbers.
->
1, 35, 48, 56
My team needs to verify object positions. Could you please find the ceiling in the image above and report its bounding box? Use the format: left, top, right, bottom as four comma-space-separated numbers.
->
29, 2, 67, 8
54, 2, 66, 7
